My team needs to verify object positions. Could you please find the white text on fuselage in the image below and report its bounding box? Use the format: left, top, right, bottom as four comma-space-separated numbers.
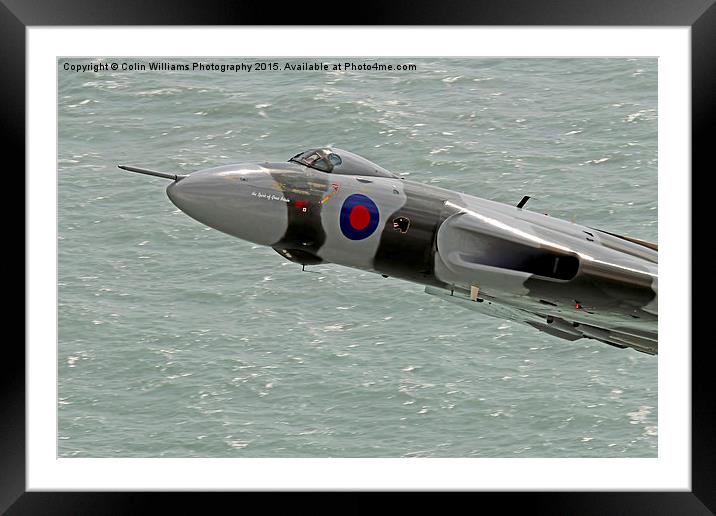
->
251, 191, 289, 203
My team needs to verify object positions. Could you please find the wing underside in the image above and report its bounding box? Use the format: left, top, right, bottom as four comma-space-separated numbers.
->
425, 286, 657, 355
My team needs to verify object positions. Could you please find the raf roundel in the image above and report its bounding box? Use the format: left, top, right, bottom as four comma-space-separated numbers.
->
339, 194, 380, 240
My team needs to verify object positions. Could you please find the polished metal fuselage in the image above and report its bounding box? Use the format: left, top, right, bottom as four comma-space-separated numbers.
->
166, 159, 658, 354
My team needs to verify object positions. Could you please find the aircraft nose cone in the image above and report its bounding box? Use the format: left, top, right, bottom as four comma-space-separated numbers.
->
166, 179, 181, 203
165, 165, 289, 246
166, 175, 199, 211
166, 171, 223, 223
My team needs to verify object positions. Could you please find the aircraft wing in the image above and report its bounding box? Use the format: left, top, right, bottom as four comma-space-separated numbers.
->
424, 285, 657, 355
429, 201, 657, 354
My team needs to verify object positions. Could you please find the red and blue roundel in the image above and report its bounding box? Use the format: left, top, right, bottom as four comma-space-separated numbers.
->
340, 194, 380, 240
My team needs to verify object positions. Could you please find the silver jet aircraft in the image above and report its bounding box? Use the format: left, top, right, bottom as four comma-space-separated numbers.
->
120, 147, 658, 354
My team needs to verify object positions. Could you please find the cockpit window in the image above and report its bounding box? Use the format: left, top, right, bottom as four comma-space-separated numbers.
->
288, 147, 399, 179
289, 149, 333, 172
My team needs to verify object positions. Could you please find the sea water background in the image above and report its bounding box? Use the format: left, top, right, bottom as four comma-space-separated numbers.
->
58, 58, 657, 457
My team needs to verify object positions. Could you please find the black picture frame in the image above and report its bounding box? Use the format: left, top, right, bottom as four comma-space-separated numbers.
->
8, 0, 712, 513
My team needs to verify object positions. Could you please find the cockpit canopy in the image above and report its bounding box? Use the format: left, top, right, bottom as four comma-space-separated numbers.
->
289, 147, 399, 178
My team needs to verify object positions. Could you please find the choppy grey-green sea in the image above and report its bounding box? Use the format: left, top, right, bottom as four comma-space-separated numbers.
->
58, 58, 657, 457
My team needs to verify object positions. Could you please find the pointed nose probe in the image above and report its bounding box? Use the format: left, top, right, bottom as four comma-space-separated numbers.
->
118, 165, 187, 182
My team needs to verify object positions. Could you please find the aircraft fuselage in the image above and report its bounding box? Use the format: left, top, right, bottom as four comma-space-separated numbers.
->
124, 147, 658, 354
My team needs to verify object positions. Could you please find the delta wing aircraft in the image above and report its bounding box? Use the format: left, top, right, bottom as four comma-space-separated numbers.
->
120, 147, 658, 354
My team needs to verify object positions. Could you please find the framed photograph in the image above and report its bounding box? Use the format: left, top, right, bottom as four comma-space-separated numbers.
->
11, 0, 710, 512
